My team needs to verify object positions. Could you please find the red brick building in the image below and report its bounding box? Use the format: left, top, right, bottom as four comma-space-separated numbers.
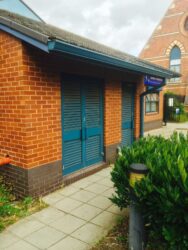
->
140, 0, 188, 131
0, 7, 176, 197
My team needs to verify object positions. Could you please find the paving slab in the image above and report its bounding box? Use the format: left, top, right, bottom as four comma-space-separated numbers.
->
24, 226, 65, 249
107, 204, 128, 216
0, 232, 20, 249
5, 240, 39, 250
96, 168, 112, 177
51, 214, 86, 234
84, 183, 109, 194
7, 218, 45, 238
70, 203, 102, 221
72, 178, 91, 189
42, 192, 64, 205
72, 223, 107, 245
85, 174, 104, 183
32, 207, 65, 224
70, 189, 97, 203
97, 177, 114, 187
101, 187, 115, 198
88, 195, 112, 210
48, 236, 89, 250
58, 185, 79, 196
91, 210, 118, 229
53, 197, 82, 213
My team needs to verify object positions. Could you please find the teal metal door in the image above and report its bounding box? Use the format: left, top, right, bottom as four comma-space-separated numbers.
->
122, 84, 134, 146
84, 83, 103, 166
62, 75, 103, 175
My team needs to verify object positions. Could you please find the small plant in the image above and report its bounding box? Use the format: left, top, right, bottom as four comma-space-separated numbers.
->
111, 132, 188, 249
23, 197, 33, 210
0, 177, 47, 232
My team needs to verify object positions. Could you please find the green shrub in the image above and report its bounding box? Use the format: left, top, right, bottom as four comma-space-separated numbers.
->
111, 133, 188, 249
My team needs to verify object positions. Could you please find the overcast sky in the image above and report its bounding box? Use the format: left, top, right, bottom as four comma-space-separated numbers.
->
27, 0, 172, 56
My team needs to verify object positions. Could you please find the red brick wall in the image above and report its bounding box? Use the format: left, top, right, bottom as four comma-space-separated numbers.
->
0, 31, 62, 169
140, 0, 188, 127
21, 46, 62, 169
0, 30, 142, 170
134, 78, 144, 138
0, 30, 28, 168
104, 80, 122, 146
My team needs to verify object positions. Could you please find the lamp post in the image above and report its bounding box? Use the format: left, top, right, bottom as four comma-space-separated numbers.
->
129, 163, 148, 250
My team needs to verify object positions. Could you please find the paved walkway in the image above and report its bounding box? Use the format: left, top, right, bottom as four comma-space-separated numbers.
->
144, 122, 188, 138
0, 167, 125, 250
3, 123, 186, 249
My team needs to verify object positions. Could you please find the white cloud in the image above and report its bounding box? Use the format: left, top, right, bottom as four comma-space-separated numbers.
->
26, 0, 172, 56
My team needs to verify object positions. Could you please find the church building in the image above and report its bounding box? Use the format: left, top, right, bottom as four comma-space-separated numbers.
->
140, 0, 188, 131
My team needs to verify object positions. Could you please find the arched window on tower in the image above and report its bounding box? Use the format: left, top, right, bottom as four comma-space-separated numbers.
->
169, 46, 181, 83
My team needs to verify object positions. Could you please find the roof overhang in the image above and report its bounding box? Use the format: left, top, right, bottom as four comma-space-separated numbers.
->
0, 23, 48, 52
48, 40, 180, 79
0, 15, 180, 81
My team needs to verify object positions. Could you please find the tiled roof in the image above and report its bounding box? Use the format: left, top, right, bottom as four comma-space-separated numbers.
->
0, 9, 179, 78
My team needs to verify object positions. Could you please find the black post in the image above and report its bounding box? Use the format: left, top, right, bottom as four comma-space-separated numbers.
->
129, 164, 148, 250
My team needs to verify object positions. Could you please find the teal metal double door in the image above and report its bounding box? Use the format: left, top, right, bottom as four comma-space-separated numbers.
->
62, 75, 103, 175
122, 84, 135, 146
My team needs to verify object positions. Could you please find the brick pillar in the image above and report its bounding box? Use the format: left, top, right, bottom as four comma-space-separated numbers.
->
134, 77, 144, 139
104, 80, 122, 163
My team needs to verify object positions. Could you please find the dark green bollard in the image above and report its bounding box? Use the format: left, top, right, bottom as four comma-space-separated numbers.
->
129, 164, 148, 250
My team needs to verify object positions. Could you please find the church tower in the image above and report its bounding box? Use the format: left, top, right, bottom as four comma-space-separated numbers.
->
140, 0, 188, 131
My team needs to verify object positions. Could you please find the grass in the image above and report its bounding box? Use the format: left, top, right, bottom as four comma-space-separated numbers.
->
91, 215, 166, 250
0, 177, 47, 232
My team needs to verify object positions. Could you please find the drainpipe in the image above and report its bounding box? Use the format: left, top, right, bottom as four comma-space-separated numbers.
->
0, 156, 11, 167
140, 83, 166, 138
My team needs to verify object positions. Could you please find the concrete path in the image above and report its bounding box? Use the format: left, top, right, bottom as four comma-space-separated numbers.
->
0, 167, 125, 250
144, 122, 188, 138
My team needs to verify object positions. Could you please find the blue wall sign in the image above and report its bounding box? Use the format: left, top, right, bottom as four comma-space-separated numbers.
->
144, 76, 164, 87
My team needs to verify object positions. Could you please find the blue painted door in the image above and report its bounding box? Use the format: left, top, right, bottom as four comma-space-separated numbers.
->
122, 84, 134, 146
84, 83, 103, 166
62, 76, 103, 175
